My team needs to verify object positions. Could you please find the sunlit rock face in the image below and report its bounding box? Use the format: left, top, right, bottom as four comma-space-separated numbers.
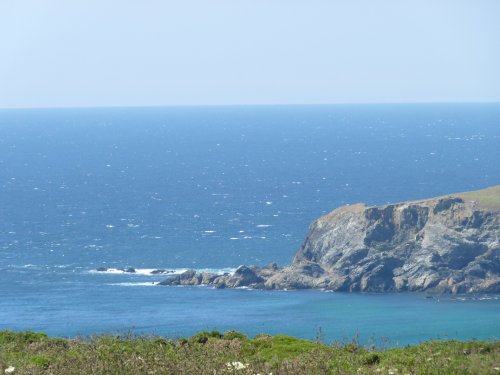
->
160, 186, 500, 294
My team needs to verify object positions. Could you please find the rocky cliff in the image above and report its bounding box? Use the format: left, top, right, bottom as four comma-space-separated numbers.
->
159, 186, 500, 293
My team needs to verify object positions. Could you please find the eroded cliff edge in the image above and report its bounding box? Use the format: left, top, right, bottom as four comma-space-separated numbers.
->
159, 186, 500, 293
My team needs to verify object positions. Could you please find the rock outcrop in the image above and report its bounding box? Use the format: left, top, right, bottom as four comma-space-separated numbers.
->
159, 186, 500, 293
158, 264, 278, 289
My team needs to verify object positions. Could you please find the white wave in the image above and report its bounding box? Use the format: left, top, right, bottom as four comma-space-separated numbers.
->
133, 268, 170, 275
256, 224, 272, 228
110, 282, 159, 287
92, 267, 235, 276
91, 268, 187, 276
197, 267, 236, 275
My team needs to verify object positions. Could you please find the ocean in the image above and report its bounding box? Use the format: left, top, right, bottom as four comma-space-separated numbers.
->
0, 103, 499, 346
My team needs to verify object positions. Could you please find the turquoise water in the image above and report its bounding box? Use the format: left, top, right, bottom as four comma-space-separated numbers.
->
0, 104, 499, 345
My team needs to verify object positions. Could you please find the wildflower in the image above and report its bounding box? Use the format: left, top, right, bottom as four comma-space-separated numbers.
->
4, 367, 15, 374
226, 362, 249, 370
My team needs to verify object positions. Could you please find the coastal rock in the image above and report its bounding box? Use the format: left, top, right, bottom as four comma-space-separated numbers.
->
120, 267, 136, 274
266, 186, 500, 293
225, 266, 265, 288
158, 269, 198, 286
158, 264, 281, 289
150, 269, 173, 275
158, 186, 500, 294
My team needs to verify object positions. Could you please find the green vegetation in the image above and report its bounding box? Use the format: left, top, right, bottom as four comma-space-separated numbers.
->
1, 330, 499, 374
458, 185, 500, 209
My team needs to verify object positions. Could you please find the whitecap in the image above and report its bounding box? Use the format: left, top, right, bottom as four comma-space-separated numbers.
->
92, 267, 235, 277
110, 282, 159, 287
197, 267, 236, 275
91, 267, 190, 276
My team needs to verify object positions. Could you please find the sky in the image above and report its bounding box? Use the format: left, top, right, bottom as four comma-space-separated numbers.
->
1, 0, 500, 108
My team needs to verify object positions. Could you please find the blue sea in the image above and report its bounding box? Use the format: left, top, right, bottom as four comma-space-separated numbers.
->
1, 103, 499, 346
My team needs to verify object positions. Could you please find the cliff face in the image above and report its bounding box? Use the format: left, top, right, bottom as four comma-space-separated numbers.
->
160, 186, 500, 293
266, 193, 500, 293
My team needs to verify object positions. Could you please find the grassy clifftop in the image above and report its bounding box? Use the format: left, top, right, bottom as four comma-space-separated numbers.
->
1, 330, 499, 374
458, 185, 500, 210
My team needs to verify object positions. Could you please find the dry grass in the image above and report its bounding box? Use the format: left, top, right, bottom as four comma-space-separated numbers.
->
459, 185, 500, 210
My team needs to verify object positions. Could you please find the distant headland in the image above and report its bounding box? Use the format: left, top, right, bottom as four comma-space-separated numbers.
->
153, 185, 500, 293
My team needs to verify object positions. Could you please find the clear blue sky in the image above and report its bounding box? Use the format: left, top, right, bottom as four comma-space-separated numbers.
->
1, 0, 499, 108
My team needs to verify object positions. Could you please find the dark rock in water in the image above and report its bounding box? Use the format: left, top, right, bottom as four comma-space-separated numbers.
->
158, 269, 198, 286
215, 281, 226, 289
158, 186, 500, 294
118, 267, 136, 273
157, 266, 274, 288
150, 269, 173, 275
96, 267, 108, 272
225, 266, 264, 288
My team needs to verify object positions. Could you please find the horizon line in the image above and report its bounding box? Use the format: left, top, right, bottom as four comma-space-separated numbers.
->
1, 100, 500, 111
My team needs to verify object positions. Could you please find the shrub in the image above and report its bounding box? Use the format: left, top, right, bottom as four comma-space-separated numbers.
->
30, 355, 51, 368
210, 330, 222, 338
362, 353, 380, 365
189, 331, 210, 344
0, 330, 48, 345
223, 330, 247, 341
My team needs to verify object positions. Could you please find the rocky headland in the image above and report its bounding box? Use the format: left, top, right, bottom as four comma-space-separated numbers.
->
159, 186, 500, 293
